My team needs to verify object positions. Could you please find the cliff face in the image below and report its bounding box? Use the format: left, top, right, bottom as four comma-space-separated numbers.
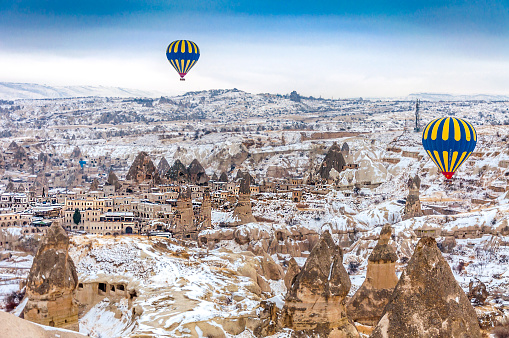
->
318, 142, 346, 181
371, 237, 481, 338
24, 224, 79, 331
126, 152, 160, 183
347, 225, 398, 325
282, 230, 359, 337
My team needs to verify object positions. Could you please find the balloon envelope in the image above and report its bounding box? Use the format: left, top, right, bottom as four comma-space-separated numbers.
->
166, 40, 200, 80
422, 117, 477, 179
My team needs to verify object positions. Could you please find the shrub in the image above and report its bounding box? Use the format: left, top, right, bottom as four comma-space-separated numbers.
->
347, 261, 360, 274
4, 289, 25, 312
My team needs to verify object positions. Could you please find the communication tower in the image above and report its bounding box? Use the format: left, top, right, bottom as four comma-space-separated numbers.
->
414, 99, 420, 132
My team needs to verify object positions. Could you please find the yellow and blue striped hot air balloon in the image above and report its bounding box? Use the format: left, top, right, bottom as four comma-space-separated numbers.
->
422, 117, 477, 179
166, 40, 200, 81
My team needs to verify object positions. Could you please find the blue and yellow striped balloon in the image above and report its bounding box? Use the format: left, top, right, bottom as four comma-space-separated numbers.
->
166, 40, 200, 81
422, 117, 477, 179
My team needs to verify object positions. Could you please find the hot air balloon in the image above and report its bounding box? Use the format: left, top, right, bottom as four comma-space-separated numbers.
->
166, 40, 200, 81
422, 117, 477, 179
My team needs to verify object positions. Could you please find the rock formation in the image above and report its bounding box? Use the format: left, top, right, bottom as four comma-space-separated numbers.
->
70, 146, 81, 159
198, 189, 212, 229
236, 169, 254, 185
347, 225, 398, 325
403, 175, 422, 219
318, 142, 346, 181
266, 165, 290, 178
284, 257, 301, 290
187, 158, 209, 185
167, 159, 188, 183
7, 140, 19, 151
0, 311, 87, 338
126, 152, 160, 184
219, 171, 228, 182
172, 189, 196, 239
157, 157, 170, 176
90, 178, 99, 191
341, 142, 350, 155
468, 278, 488, 305
0, 153, 5, 175
282, 230, 359, 337
237, 170, 251, 194
200, 225, 320, 258
233, 171, 256, 224
24, 224, 79, 331
438, 236, 456, 253
106, 170, 121, 191
5, 180, 14, 192
370, 237, 481, 338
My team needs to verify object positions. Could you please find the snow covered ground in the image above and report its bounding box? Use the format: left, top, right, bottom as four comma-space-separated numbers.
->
0, 91, 509, 335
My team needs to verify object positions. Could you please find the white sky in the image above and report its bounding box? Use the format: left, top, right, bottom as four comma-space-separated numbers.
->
1, 14, 508, 98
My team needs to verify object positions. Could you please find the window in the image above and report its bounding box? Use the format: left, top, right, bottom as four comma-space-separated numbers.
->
98, 283, 106, 293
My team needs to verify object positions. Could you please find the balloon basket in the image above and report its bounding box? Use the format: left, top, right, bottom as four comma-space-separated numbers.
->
180, 78, 185, 81
442, 172, 454, 180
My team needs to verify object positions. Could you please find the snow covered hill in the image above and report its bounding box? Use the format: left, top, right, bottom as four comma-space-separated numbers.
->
408, 93, 509, 101
0, 82, 164, 100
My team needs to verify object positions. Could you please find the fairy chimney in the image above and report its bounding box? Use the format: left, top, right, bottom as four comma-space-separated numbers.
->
187, 158, 209, 185
24, 224, 79, 331
233, 171, 256, 224
282, 230, 359, 337
318, 142, 347, 181
126, 151, 160, 184
157, 157, 170, 176
403, 175, 422, 219
370, 237, 481, 338
284, 257, 301, 290
347, 225, 398, 325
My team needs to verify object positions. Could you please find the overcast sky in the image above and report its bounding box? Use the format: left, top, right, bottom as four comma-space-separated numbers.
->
1, 0, 508, 98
